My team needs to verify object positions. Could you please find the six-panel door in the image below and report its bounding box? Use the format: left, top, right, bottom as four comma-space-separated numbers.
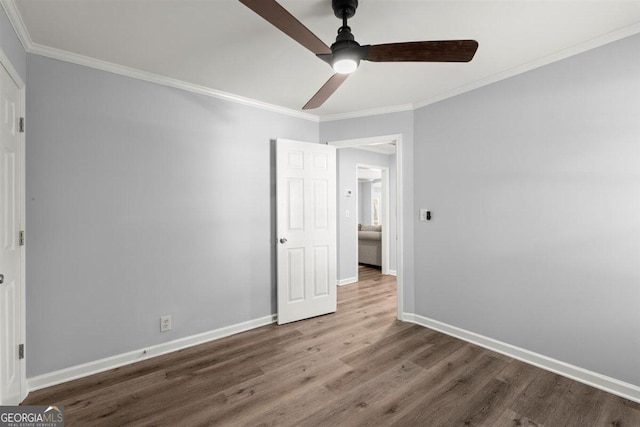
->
0, 61, 23, 405
276, 139, 337, 325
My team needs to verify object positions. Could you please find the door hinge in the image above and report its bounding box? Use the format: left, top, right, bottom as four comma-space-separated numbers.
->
19, 117, 25, 133
18, 344, 24, 360
19, 230, 25, 246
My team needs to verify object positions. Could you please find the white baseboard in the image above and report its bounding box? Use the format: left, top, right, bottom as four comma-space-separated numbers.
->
27, 314, 277, 392
338, 276, 358, 286
387, 270, 397, 276
403, 313, 640, 404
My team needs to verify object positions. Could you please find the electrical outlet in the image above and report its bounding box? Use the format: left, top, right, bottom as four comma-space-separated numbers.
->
160, 315, 172, 332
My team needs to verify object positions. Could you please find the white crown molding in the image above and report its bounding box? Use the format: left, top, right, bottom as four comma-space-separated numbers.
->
323, 22, 640, 120
319, 103, 414, 123
27, 314, 276, 392
3, 1, 640, 126
404, 313, 640, 404
413, 22, 640, 111
1, 0, 318, 122
28, 42, 319, 122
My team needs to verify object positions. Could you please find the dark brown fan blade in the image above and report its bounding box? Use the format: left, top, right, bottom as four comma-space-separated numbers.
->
239, 0, 331, 55
365, 40, 478, 62
302, 74, 349, 110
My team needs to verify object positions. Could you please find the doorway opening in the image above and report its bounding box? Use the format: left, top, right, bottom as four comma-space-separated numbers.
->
356, 163, 391, 275
328, 134, 403, 320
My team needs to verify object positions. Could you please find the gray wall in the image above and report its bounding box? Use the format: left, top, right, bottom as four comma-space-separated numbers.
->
358, 180, 372, 225
321, 112, 414, 311
336, 148, 396, 280
25, 54, 318, 376
413, 33, 640, 386
0, 5, 26, 83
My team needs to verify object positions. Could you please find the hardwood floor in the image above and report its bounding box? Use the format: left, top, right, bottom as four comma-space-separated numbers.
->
24, 266, 640, 426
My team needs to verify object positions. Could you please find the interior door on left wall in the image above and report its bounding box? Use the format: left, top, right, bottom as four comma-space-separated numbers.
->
276, 139, 337, 325
0, 59, 25, 405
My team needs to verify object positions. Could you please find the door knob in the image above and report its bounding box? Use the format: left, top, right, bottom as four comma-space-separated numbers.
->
0, 274, 3, 284
279, 238, 288, 244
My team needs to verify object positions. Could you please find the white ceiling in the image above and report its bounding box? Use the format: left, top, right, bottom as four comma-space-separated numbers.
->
8, 0, 640, 119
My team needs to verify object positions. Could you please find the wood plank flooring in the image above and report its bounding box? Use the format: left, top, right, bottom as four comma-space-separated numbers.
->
24, 266, 640, 426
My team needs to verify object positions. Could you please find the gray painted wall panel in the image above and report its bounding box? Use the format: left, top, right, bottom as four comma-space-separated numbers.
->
359, 181, 371, 225
25, 54, 318, 376
413, 34, 640, 386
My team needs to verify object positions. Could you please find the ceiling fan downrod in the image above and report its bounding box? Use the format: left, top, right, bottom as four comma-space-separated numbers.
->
331, 0, 359, 49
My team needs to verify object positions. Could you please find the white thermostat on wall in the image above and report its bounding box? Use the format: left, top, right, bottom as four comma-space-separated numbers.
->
345, 189, 353, 198
420, 209, 432, 221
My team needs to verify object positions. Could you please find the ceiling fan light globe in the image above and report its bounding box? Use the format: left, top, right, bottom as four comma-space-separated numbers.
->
333, 58, 358, 74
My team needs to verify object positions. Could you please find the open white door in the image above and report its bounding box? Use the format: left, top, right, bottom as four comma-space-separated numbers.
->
0, 57, 25, 405
276, 139, 337, 325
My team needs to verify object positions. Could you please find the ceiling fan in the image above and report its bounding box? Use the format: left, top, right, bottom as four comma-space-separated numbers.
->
239, 0, 479, 110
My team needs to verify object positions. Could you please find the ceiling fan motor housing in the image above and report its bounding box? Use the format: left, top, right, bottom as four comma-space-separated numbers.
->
331, 25, 363, 63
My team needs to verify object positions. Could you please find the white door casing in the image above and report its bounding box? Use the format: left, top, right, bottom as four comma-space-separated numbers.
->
276, 139, 337, 325
0, 53, 25, 405
328, 134, 404, 320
